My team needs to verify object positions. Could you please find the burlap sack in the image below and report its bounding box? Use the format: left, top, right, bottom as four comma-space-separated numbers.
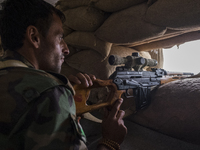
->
145, 0, 200, 30
148, 49, 163, 69
63, 24, 73, 37
56, 0, 90, 11
65, 49, 109, 79
92, 0, 147, 12
64, 31, 112, 58
147, 0, 157, 6
129, 77, 200, 145
63, 6, 107, 32
61, 62, 80, 77
95, 3, 166, 45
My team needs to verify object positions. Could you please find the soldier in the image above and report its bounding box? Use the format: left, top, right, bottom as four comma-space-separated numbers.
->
0, 0, 127, 149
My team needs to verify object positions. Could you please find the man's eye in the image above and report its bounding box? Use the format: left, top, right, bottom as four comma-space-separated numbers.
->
59, 34, 64, 41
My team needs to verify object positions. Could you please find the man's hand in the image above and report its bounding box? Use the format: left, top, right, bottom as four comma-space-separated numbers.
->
102, 98, 127, 144
68, 73, 96, 87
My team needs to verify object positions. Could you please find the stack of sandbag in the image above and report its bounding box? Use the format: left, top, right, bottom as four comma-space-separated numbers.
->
94, 2, 166, 45
56, 0, 165, 79
133, 0, 200, 50
145, 0, 200, 30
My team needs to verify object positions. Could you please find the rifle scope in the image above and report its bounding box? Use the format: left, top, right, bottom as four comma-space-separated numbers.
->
109, 53, 157, 70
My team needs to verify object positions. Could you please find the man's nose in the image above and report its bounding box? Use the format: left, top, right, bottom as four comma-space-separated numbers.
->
62, 40, 70, 55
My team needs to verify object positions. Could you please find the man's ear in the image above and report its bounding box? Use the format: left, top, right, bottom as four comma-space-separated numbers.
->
25, 26, 40, 49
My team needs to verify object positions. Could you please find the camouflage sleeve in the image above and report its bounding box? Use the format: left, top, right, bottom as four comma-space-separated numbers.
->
21, 86, 87, 150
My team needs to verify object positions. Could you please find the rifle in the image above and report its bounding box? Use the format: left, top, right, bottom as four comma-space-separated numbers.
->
73, 52, 194, 115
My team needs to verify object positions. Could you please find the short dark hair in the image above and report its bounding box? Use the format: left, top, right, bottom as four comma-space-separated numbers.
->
0, 0, 66, 51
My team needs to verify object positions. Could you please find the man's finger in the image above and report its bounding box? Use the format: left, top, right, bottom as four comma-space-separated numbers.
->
89, 74, 96, 81
75, 73, 89, 87
68, 75, 81, 85
83, 73, 93, 86
109, 98, 123, 118
116, 110, 125, 120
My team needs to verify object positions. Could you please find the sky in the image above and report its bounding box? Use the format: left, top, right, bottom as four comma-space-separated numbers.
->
163, 40, 200, 75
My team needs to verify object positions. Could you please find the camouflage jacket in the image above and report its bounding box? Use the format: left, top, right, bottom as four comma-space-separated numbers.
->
0, 51, 87, 150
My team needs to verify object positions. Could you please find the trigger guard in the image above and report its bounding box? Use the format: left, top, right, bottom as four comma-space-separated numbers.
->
124, 89, 134, 98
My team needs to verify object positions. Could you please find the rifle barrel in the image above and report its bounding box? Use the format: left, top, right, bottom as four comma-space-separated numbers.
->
166, 71, 194, 76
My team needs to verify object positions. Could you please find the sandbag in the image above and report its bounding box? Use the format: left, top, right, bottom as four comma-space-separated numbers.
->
95, 3, 166, 44
145, 0, 200, 30
55, 0, 90, 11
147, 0, 157, 6
63, 6, 108, 32
65, 49, 110, 79
92, 0, 147, 12
63, 24, 73, 37
128, 77, 200, 145
64, 31, 112, 58
148, 49, 163, 69
61, 62, 80, 77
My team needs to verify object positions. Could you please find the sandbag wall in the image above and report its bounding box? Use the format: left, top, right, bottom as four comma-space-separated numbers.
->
56, 0, 165, 79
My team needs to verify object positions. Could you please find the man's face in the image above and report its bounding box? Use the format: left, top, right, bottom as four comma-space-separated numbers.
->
38, 13, 69, 73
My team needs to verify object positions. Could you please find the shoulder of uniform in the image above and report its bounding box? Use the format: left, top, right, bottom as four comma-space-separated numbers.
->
6, 67, 68, 84
3, 67, 74, 102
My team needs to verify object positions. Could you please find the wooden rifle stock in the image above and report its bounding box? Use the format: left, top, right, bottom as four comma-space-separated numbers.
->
73, 79, 125, 115
160, 75, 188, 84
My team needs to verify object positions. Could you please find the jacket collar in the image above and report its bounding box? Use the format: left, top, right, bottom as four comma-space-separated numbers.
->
1, 50, 35, 68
